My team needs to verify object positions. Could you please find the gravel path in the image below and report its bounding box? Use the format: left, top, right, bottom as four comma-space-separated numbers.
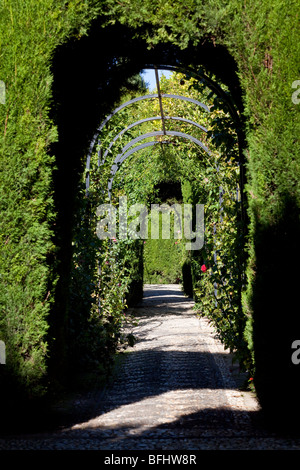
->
1, 284, 300, 450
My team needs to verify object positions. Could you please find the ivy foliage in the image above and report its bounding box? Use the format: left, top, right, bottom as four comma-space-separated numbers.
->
102, 0, 230, 48
85, 70, 248, 370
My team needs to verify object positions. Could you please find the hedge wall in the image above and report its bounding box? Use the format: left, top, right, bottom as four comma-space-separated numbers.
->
0, 0, 101, 400
228, 0, 300, 427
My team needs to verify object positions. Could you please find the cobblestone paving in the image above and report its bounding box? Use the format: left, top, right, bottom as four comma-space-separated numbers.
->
1, 284, 300, 450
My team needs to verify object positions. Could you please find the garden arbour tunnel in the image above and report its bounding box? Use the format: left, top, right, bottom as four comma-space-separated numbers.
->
85, 61, 245, 306
50, 19, 248, 402
47, 18, 300, 429
85, 62, 246, 204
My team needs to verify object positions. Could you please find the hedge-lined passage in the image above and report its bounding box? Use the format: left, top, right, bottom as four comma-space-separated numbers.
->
0, 1, 299, 430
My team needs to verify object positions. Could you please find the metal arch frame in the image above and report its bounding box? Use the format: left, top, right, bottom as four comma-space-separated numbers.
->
107, 140, 169, 197
142, 64, 247, 219
101, 116, 209, 164
85, 93, 210, 191
115, 130, 210, 166
95, 93, 209, 135
85, 63, 245, 195
143, 64, 242, 131
107, 130, 211, 199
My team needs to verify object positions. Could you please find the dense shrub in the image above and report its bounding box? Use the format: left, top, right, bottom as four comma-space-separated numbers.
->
0, 0, 103, 398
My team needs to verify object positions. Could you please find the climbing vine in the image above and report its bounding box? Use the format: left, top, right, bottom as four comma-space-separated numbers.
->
69, 70, 251, 376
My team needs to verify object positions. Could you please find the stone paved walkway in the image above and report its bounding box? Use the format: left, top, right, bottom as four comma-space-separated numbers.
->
1, 284, 300, 450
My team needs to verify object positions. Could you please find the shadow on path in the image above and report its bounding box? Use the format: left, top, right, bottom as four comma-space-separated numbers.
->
2, 284, 296, 449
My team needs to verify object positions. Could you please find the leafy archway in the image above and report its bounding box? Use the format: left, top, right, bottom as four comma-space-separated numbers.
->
48, 21, 248, 381
71, 65, 249, 380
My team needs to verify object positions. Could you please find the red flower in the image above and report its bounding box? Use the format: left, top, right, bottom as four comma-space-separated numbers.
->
201, 264, 207, 272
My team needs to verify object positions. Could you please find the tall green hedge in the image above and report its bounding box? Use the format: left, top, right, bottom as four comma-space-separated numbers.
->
0, 0, 101, 399
228, 1, 300, 427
